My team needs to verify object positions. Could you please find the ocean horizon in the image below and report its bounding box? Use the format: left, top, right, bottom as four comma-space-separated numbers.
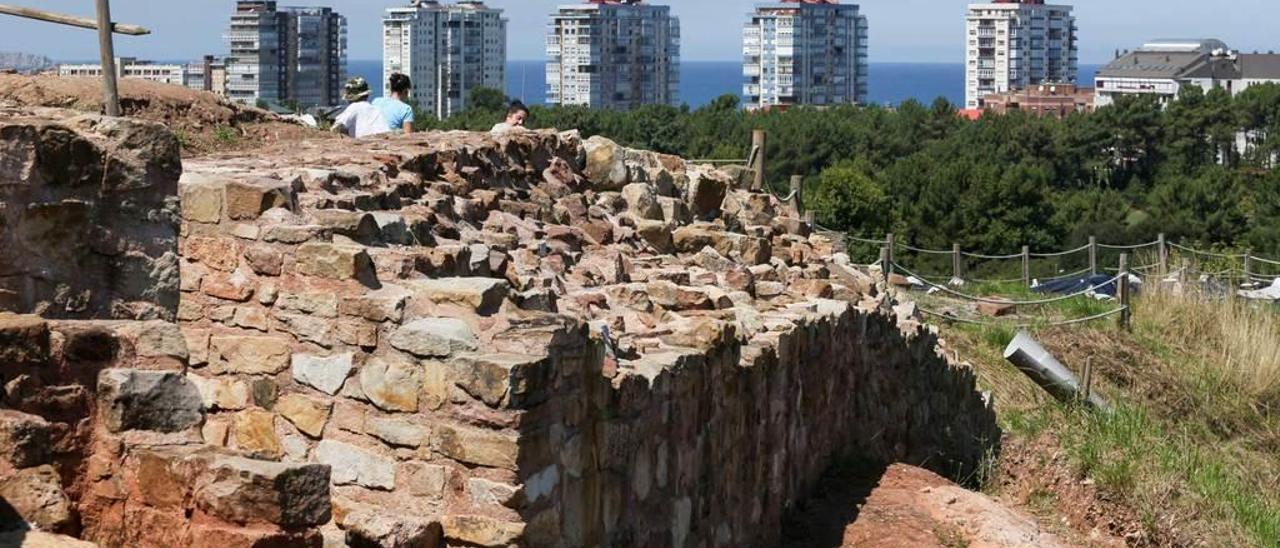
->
350, 59, 1104, 110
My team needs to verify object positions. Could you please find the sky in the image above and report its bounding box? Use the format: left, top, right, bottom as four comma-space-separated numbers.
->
2, 0, 1279, 64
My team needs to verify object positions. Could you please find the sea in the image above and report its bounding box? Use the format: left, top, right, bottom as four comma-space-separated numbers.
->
350, 59, 1104, 109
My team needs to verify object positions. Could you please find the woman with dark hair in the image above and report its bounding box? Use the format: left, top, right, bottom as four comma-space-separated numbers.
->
373, 73, 415, 134
490, 101, 530, 134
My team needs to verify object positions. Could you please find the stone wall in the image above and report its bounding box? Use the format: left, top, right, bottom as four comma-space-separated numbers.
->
170, 127, 1000, 547
0, 107, 182, 321
0, 109, 332, 548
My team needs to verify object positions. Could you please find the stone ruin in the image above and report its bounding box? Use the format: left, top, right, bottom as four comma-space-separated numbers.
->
0, 105, 1000, 547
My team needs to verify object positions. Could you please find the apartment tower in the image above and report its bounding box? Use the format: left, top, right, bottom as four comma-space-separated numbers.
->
965, 0, 1077, 109
743, 0, 869, 109
546, 0, 681, 109
226, 1, 347, 107
383, 0, 507, 119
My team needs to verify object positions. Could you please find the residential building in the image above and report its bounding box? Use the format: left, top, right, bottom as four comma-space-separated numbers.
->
965, 0, 1078, 109
979, 82, 1094, 117
59, 57, 187, 86
1095, 39, 1280, 106
184, 56, 229, 96
546, 0, 680, 109
383, 0, 507, 119
225, 1, 347, 107
742, 0, 869, 109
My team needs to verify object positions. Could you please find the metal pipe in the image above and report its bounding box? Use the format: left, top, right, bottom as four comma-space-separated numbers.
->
1003, 330, 1111, 411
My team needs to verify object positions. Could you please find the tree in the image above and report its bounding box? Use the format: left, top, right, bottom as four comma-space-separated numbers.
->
467, 86, 507, 113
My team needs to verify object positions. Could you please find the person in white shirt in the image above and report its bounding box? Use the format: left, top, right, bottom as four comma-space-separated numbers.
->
490, 101, 530, 134
332, 77, 390, 139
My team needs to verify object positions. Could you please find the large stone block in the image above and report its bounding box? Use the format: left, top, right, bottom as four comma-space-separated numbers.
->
193, 454, 331, 527
295, 243, 374, 281
430, 424, 518, 470
98, 369, 203, 433
0, 314, 49, 366
210, 335, 292, 375
0, 410, 52, 468
315, 440, 395, 490
389, 318, 477, 359
360, 357, 421, 413
179, 174, 225, 223
232, 410, 281, 460
224, 179, 295, 220
274, 393, 332, 438
449, 353, 553, 409
403, 278, 509, 316
440, 515, 524, 548
0, 465, 74, 533
291, 353, 354, 396
343, 509, 443, 548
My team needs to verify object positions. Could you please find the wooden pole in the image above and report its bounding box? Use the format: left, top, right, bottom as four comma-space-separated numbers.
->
1244, 251, 1254, 287
952, 243, 963, 282
751, 129, 767, 192
885, 233, 895, 273
1089, 236, 1098, 276
1158, 233, 1168, 277
1022, 245, 1031, 287
879, 246, 891, 284
803, 210, 815, 225
0, 4, 150, 35
95, 0, 121, 117
1119, 254, 1131, 330
789, 175, 803, 214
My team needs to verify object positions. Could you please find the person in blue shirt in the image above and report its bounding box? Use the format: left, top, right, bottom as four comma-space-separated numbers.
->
373, 73, 415, 134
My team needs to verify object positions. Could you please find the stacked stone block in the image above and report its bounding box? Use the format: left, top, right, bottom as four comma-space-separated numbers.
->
173, 129, 1000, 547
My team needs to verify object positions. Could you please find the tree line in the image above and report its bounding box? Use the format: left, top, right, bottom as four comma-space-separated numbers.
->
414, 84, 1280, 256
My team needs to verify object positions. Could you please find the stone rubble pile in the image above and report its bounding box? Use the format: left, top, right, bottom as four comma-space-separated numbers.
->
0, 106, 999, 548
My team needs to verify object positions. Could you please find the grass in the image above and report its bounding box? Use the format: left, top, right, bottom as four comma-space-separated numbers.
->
214, 124, 238, 145
936, 281, 1280, 547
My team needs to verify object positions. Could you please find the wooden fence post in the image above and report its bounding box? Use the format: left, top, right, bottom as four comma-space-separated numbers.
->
1082, 356, 1094, 405
803, 210, 815, 225
879, 246, 891, 284
1119, 254, 1131, 330
1158, 233, 1168, 277
952, 243, 963, 283
1022, 245, 1031, 287
885, 233, 895, 273
1244, 251, 1254, 286
95, 0, 121, 117
1089, 236, 1098, 276
751, 129, 766, 192
789, 175, 803, 214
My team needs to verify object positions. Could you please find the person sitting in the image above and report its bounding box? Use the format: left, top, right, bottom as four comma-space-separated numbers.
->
374, 73, 415, 134
331, 77, 389, 139
490, 101, 530, 134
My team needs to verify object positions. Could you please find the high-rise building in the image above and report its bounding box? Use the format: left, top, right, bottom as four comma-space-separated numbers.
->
964, 0, 1077, 109
546, 0, 680, 109
225, 1, 347, 107
383, 0, 507, 119
743, 0, 869, 109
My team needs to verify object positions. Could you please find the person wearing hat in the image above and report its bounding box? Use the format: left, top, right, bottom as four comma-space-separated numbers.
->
332, 77, 390, 139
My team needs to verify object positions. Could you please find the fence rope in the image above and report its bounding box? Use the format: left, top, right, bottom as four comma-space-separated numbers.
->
893, 262, 1123, 306
1169, 242, 1245, 259
962, 251, 1025, 260
1030, 244, 1092, 258
898, 243, 958, 256
1097, 240, 1161, 250
918, 305, 1129, 329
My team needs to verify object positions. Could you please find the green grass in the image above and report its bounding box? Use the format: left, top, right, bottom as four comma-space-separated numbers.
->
214, 125, 238, 145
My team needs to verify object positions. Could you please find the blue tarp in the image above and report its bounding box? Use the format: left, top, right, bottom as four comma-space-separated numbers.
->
1033, 274, 1122, 297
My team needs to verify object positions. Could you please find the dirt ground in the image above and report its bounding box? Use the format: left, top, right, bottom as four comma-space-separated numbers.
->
782, 460, 1096, 548
0, 74, 335, 155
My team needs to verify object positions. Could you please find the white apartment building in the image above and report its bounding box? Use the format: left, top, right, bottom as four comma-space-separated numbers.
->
59, 58, 187, 87
965, 0, 1077, 109
226, 1, 347, 107
383, 0, 507, 119
546, 0, 680, 109
743, 1, 869, 109
1095, 39, 1280, 107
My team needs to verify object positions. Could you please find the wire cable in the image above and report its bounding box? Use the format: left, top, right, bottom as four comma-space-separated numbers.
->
918, 305, 1128, 329
893, 262, 1123, 306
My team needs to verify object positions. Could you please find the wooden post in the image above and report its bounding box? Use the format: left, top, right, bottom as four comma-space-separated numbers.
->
885, 233, 895, 272
1022, 245, 1031, 287
0, 4, 149, 35
751, 129, 767, 192
879, 246, 891, 284
1118, 254, 1131, 330
952, 243, 963, 282
1158, 233, 1168, 277
789, 175, 803, 214
95, 0, 121, 117
1244, 251, 1254, 287
1089, 236, 1098, 276
803, 210, 815, 225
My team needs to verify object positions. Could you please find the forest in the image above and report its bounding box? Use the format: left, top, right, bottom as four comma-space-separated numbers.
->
416, 84, 1280, 256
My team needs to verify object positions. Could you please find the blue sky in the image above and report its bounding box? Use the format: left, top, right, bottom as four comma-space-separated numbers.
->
2, 0, 1278, 63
